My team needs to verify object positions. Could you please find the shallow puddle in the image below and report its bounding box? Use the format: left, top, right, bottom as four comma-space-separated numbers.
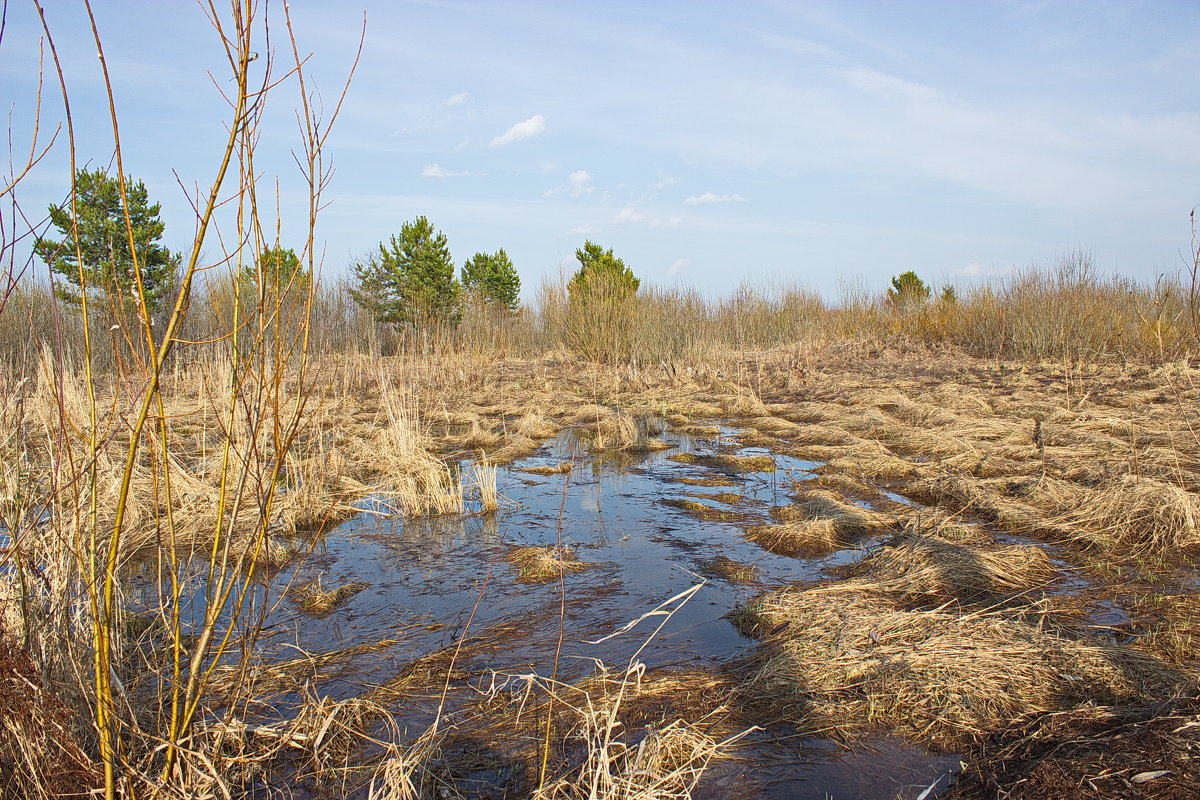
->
246, 426, 957, 797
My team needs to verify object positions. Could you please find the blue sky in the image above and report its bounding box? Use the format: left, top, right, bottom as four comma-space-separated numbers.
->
3, 1, 1198, 300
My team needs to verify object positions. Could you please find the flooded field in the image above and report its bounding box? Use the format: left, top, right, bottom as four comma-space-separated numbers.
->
10, 350, 1200, 799
232, 425, 970, 798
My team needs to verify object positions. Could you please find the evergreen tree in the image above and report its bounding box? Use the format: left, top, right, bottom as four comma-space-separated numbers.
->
564, 241, 640, 362
349, 216, 461, 326
243, 246, 309, 294
461, 248, 520, 312
34, 167, 180, 314
886, 270, 931, 309
568, 240, 639, 302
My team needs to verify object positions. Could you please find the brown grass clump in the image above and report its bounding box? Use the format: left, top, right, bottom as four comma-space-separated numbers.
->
774, 489, 894, 534
734, 585, 1182, 749
1061, 476, 1200, 560
696, 555, 760, 583
945, 692, 1200, 800
743, 416, 799, 435
685, 491, 743, 505
843, 532, 1055, 603
487, 433, 541, 465
477, 666, 745, 800
661, 499, 741, 522
667, 453, 775, 472
778, 422, 864, 447
904, 476, 1085, 542
520, 463, 575, 476
515, 413, 561, 440
586, 412, 640, 451
563, 404, 612, 425
744, 518, 842, 556
0, 628, 99, 800
292, 579, 370, 615
668, 476, 740, 488
744, 489, 893, 556
1131, 593, 1200, 664
506, 546, 588, 582
714, 392, 770, 418
825, 448, 918, 479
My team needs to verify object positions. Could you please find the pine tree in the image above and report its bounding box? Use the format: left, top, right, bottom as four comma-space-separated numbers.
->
34, 167, 180, 314
243, 246, 309, 293
886, 270, 931, 309
461, 248, 520, 312
568, 240, 639, 302
349, 216, 461, 326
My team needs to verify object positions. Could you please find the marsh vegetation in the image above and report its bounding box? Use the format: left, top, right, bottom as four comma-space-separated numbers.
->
3, 5, 1200, 800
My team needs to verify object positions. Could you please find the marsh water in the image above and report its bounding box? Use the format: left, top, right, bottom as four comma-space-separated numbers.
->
255, 426, 961, 798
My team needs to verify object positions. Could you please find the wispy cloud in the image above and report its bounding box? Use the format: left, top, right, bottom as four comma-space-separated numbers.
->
684, 192, 746, 205
565, 224, 599, 236
612, 207, 681, 227
491, 114, 546, 146
568, 169, 593, 197
668, 258, 690, 275
445, 92, 470, 106
421, 163, 470, 178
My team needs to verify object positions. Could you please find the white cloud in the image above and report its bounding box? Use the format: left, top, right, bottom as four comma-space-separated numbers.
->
421, 163, 469, 178
612, 207, 681, 227
653, 175, 680, 190
491, 114, 546, 146
668, 258, 690, 275
445, 92, 470, 106
684, 192, 746, 205
566, 224, 599, 236
568, 169, 593, 197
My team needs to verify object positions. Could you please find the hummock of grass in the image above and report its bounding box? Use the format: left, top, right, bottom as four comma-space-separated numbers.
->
696, 555, 759, 583
661, 498, 742, 523
515, 413, 561, 440
1062, 475, 1200, 560
744, 519, 841, 557
669, 475, 740, 488
843, 531, 1055, 603
734, 584, 1181, 749
667, 452, 775, 472
684, 491, 743, 505
1130, 593, 1200, 664
293, 579, 369, 615
520, 463, 574, 476
744, 489, 893, 557
506, 546, 588, 582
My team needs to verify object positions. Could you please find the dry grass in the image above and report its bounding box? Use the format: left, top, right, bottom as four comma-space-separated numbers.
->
746, 488, 894, 556
668, 475, 740, 488
734, 584, 1182, 749
843, 531, 1055, 604
506, 546, 589, 582
661, 498, 744, 523
1131, 593, 1200, 665
667, 453, 776, 472
292, 578, 370, 615
1061, 475, 1200, 559
945, 692, 1200, 800
521, 463, 575, 476
696, 555, 760, 583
